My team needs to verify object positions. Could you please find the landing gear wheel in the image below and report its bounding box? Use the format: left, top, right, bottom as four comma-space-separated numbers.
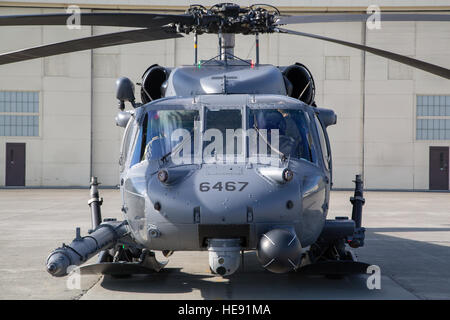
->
323, 239, 350, 279
98, 250, 113, 263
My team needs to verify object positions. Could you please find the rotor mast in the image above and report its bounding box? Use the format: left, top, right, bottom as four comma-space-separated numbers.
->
219, 33, 235, 61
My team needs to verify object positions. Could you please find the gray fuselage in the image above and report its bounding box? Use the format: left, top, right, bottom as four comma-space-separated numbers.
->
119, 93, 332, 251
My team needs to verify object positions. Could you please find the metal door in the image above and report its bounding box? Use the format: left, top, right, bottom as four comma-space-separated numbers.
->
5, 143, 25, 186
429, 146, 449, 190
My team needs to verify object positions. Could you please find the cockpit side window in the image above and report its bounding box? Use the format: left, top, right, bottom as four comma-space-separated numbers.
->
314, 114, 330, 170
119, 116, 135, 172
130, 113, 148, 167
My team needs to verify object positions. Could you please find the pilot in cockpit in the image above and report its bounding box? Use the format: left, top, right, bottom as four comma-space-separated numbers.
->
253, 109, 302, 159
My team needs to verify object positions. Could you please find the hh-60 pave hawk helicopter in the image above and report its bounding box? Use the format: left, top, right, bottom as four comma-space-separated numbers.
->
1, 3, 449, 278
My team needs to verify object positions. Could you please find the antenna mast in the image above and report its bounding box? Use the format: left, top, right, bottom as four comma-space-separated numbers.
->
194, 32, 198, 65
255, 33, 260, 65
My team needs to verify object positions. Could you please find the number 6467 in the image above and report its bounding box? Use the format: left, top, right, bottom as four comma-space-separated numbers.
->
199, 181, 248, 192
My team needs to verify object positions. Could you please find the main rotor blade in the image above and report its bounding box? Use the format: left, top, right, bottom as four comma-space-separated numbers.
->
0, 12, 193, 28
275, 27, 450, 80
275, 13, 450, 25
0, 28, 182, 65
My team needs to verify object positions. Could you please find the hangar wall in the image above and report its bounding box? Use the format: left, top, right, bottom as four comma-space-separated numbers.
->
0, 6, 92, 186
0, 1, 449, 190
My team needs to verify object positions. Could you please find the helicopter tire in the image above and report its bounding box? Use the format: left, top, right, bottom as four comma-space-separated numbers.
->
98, 250, 114, 263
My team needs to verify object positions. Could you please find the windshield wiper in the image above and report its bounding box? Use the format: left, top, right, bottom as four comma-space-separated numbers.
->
160, 127, 196, 163
253, 114, 287, 162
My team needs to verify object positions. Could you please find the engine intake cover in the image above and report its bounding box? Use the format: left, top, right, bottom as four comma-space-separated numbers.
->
282, 63, 315, 105
141, 64, 169, 103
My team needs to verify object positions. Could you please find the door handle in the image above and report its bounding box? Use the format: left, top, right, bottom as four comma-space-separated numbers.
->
9, 149, 15, 165
10, 150, 14, 165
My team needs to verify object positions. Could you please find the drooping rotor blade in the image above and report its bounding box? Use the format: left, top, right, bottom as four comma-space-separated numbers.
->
0, 12, 194, 28
275, 27, 450, 80
275, 13, 450, 25
0, 28, 182, 65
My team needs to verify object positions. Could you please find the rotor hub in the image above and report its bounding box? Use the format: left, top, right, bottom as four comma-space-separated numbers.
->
175, 3, 280, 35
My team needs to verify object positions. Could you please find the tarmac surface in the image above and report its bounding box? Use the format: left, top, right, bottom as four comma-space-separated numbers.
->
0, 189, 449, 300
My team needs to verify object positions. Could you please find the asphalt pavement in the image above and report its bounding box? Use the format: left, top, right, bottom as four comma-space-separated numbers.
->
0, 189, 449, 299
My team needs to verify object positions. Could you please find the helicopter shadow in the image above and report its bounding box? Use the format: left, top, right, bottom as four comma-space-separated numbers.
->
97, 226, 450, 300
99, 253, 377, 300
98, 254, 377, 299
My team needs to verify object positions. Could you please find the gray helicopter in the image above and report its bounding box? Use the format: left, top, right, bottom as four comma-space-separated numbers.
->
1, 3, 449, 278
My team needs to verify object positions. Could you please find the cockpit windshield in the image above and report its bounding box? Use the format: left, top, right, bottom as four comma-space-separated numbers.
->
131, 107, 317, 166
131, 110, 200, 165
248, 108, 317, 163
